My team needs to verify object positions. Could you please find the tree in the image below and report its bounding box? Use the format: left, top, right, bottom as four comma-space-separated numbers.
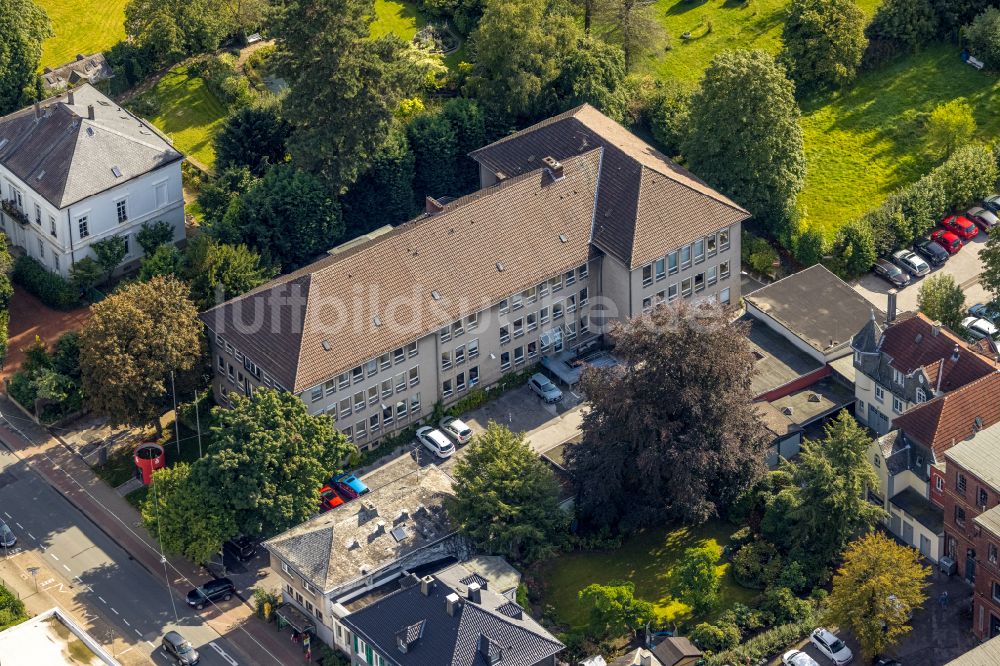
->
579, 581, 654, 639
450, 422, 568, 563
935, 143, 998, 212
683, 50, 806, 236
917, 273, 965, 330
341, 126, 417, 235
827, 533, 929, 659
926, 99, 976, 156
124, 0, 228, 64
440, 99, 487, 194
142, 463, 236, 563
219, 0, 268, 40
977, 225, 1000, 308
214, 104, 291, 176
221, 164, 344, 270
467, 0, 580, 121
553, 38, 628, 121
274, 0, 422, 191
567, 301, 770, 532
185, 236, 274, 310
670, 546, 721, 616
90, 236, 127, 285
644, 80, 691, 157
79, 276, 203, 431
198, 167, 258, 230
68, 257, 104, 294
0, 0, 51, 115
139, 244, 186, 281
966, 8, 1000, 69
408, 112, 459, 202
831, 216, 877, 277
199, 389, 354, 538
865, 0, 938, 55
780, 0, 867, 92
136, 221, 176, 256
598, 0, 667, 70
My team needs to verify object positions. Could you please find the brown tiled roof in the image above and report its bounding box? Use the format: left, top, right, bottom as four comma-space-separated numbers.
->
469, 104, 749, 269
201, 150, 602, 393
893, 372, 1000, 460
878, 313, 997, 390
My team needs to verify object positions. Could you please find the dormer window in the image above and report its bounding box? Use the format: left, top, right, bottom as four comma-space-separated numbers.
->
915, 388, 926, 404
892, 368, 903, 385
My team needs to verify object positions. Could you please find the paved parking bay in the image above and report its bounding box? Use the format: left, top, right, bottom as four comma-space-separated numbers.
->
852, 234, 988, 314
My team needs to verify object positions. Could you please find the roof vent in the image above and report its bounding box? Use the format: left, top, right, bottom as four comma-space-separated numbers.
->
322, 340, 331, 351
807, 393, 820, 403
345, 538, 359, 549
373, 316, 382, 327
86, 126, 94, 137
496, 262, 504, 272
395, 509, 409, 523
35, 170, 45, 181
932, 321, 942, 336
87, 104, 94, 120
952, 345, 961, 362
390, 525, 409, 542
559, 234, 567, 243
0, 138, 8, 150
781, 406, 793, 416
111, 166, 122, 178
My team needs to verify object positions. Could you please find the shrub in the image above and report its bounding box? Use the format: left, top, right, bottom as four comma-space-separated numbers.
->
732, 539, 782, 589
703, 614, 817, 666
742, 233, 780, 276
965, 8, 1000, 70
729, 526, 753, 550
761, 586, 813, 625
830, 217, 876, 277
11, 256, 79, 309
643, 80, 691, 156
864, 0, 937, 63
690, 620, 741, 652
252, 587, 279, 620
791, 224, 825, 267
724, 602, 767, 632
926, 99, 976, 156
935, 143, 998, 211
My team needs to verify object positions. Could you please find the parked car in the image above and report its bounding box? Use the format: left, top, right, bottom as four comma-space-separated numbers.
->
930, 229, 963, 255
186, 577, 235, 610
982, 194, 1000, 213
962, 316, 998, 341
0, 519, 15, 548
970, 303, 1000, 323
913, 238, 949, 266
783, 650, 820, 666
439, 416, 473, 445
875, 659, 902, 666
528, 373, 563, 404
319, 485, 345, 512
162, 631, 200, 665
332, 473, 369, 498
222, 536, 256, 562
890, 249, 930, 277
873, 258, 910, 288
811, 628, 853, 665
941, 214, 979, 240
967, 206, 1000, 232
416, 426, 455, 459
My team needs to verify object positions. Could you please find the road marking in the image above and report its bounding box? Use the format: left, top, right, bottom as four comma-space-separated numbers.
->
27, 532, 35, 541
98, 596, 107, 604
119, 647, 133, 656
122, 618, 130, 626
62, 564, 70, 572
2, 511, 8, 518
146, 641, 155, 648
73, 576, 83, 585
111, 607, 119, 615
209, 642, 239, 666
134, 629, 142, 637
49, 553, 58, 561
14, 522, 22, 530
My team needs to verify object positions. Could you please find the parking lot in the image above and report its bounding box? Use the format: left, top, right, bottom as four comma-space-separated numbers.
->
852, 233, 988, 314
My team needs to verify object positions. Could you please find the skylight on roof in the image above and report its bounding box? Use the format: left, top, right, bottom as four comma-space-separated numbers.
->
111, 166, 122, 178
390, 525, 408, 542
86, 127, 94, 137
0, 138, 10, 150
36, 170, 45, 181
431, 290, 441, 301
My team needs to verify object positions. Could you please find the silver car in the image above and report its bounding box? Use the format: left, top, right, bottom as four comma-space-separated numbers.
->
891, 249, 930, 277
529, 373, 563, 404
439, 416, 473, 445
0, 520, 14, 548
963, 316, 998, 341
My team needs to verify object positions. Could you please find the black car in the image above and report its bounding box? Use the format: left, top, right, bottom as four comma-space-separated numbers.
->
913, 238, 949, 267
223, 536, 257, 562
162, 631, 200, 665
873, 258, 910, 288
186, 577, 235, 609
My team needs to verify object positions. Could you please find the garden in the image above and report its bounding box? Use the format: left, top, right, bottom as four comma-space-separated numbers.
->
36, 0, 127, 68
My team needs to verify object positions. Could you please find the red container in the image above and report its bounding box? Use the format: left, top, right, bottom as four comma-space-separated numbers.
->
134, 443, 166, 485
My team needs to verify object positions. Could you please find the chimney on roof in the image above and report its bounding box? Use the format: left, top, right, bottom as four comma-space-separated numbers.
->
76, 53, 85, 61
542, 156, 564, 180
887, 289, 897, 326
420, 575, 435, 597
467, 582, 482, 604
952, 345, 961, 362
445, 592, 461, 616
640, 652, 653, 666
33, 102, 40, 119
67, 90, 74, 106
425, 196, 444, 215
87, 104, 95, 120
932, 321, 942, 336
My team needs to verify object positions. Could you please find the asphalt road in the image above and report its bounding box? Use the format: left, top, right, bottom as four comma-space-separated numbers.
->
0, 445, 242, 666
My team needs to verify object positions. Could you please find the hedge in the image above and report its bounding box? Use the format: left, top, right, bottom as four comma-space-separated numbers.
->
702, 611, 818, 666
11, 256, 79, 310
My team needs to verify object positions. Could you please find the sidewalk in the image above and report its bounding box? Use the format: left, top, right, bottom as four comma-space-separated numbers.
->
0, 395, 306, 665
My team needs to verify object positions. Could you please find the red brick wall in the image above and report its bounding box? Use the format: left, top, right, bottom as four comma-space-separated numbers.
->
930, 465, 946, 508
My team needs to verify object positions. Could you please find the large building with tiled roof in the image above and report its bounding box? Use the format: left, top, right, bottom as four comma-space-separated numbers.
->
0, 83, 184, 277
202, 104, 748, 449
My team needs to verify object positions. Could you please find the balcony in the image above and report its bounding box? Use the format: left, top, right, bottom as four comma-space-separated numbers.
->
1, 200, 29, 226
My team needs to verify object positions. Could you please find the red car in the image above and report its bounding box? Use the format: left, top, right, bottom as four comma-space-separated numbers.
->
940, 214, 979, 240
930, 229, 963, 255
319, 485, 344, 512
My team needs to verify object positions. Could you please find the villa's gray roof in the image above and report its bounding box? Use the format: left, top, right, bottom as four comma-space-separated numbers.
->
343, 563, 563, 666
0, 83, 181, 209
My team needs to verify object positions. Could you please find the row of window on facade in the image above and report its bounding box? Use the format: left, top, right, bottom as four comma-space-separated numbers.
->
6, 181, 132, 238
640, 229, 731, 289
492, 291, 589, 346
335, 392, 423, 443
641, 261, 732, 312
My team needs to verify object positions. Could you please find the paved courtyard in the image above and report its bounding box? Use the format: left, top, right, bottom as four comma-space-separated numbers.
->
4, 286, 90, 380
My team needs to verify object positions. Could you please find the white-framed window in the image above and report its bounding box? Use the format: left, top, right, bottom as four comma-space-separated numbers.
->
468, 338, 479, 358
655, 258, 666, 281
499, 299, 509, 315
642, 264, 653, 287
49, 214, 56, 238
77, 215, 89, 239
935, 476, 944, 492
33, 203, 41, 225
440, 326, 451, 343
578, 263, 589, 279
527, 341, 537, 359
500, 325, 510, 345
642, 297, 652, 313
380, 353, 391, 370
720, 260, 730, 279
116, 199, 128, 224
892, 368, 904, 385
553, 301, 563, 320
369, 413, 380, 432
719, 228, 730, 250
707, 233, 717, 257
916, 388, 926, 403
720, 287, 730, 304
469, 366, 479, 387
441, 351, 452, 370
407, 341, 418, 357
694, 239, 705, 263
514, 346, 524, 365
875, 385, 884, 402
681, 245, 691, 269
527, 313, 537, 332
411, 392, 422, 414
511, 293, 523, 310
455, 346, 465, 365
452, 320, 464, 338
394, 348, 405, 364
353, 391, 365, 413
338, 372, 350, 390
368, 386, 378, 405
310, 386, 322, 402
442, 379, 453, 398
550, 275, 563, 293
681, 278, 692, 297
37, 238, 44, 259
564, 269, 576, 286
381, 379, 393, 398
668, 284, 678, 301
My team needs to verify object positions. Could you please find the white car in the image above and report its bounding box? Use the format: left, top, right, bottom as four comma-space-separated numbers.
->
962, 316, 998, 341
811, 628, 853, 665
890, 249, 930, 277
783, 650, 820, 666
416, 426, 455, 459
439, 416, 473, 445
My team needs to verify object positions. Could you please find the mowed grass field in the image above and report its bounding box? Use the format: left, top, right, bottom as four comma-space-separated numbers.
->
36, 0, 127, 69
140, 66, 228, 170
372, 0, 426, 40
535, 521, 754, 629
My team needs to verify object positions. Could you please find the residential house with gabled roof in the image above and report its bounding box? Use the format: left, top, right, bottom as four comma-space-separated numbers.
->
0, 84, 184, 277
201, 104, 748, 451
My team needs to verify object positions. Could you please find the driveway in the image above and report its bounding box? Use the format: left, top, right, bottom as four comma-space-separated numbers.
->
852, 234, 988, 315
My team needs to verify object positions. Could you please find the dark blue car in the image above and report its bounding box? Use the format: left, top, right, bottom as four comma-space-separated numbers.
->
331, 473, 370, 499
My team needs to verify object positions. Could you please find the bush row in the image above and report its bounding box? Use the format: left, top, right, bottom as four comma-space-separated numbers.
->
11, 256, 79, 310
702, 612, 818, 666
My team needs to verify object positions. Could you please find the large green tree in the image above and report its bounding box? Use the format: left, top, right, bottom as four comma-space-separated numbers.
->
0, 0, 51, 115
274, 0, 422, 190
214, 104, 291, 177
125, 0, 229, 64
553, 38, 628, 121
567, 301, 770, 531
828, 533, 929, 659
219, 164, 344, 270
683, 50, 806, 236
341, 125, 417, 234
142, 463, 236, 563
185, 235, 274, 310
450, 422, 568, 563
408, 112, 459, 202
90, 235, 128, 285
780, 0, 867, 92
917, 273, 965, 331
79, 276, 203, 431
579, 581, 654, 640
440, 99, 487, 194
669, 546, 721, 615
200, 389, 354, 538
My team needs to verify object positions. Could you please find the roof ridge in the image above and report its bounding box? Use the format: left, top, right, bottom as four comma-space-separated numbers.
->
81, 117, 179, 154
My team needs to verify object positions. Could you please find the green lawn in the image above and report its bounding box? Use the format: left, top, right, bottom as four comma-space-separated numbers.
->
141, 66, 228, 170
37, 0, 127, 69
537, 521, 754, 630
372, 0, 427, 40
799, 45, 1000, 239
